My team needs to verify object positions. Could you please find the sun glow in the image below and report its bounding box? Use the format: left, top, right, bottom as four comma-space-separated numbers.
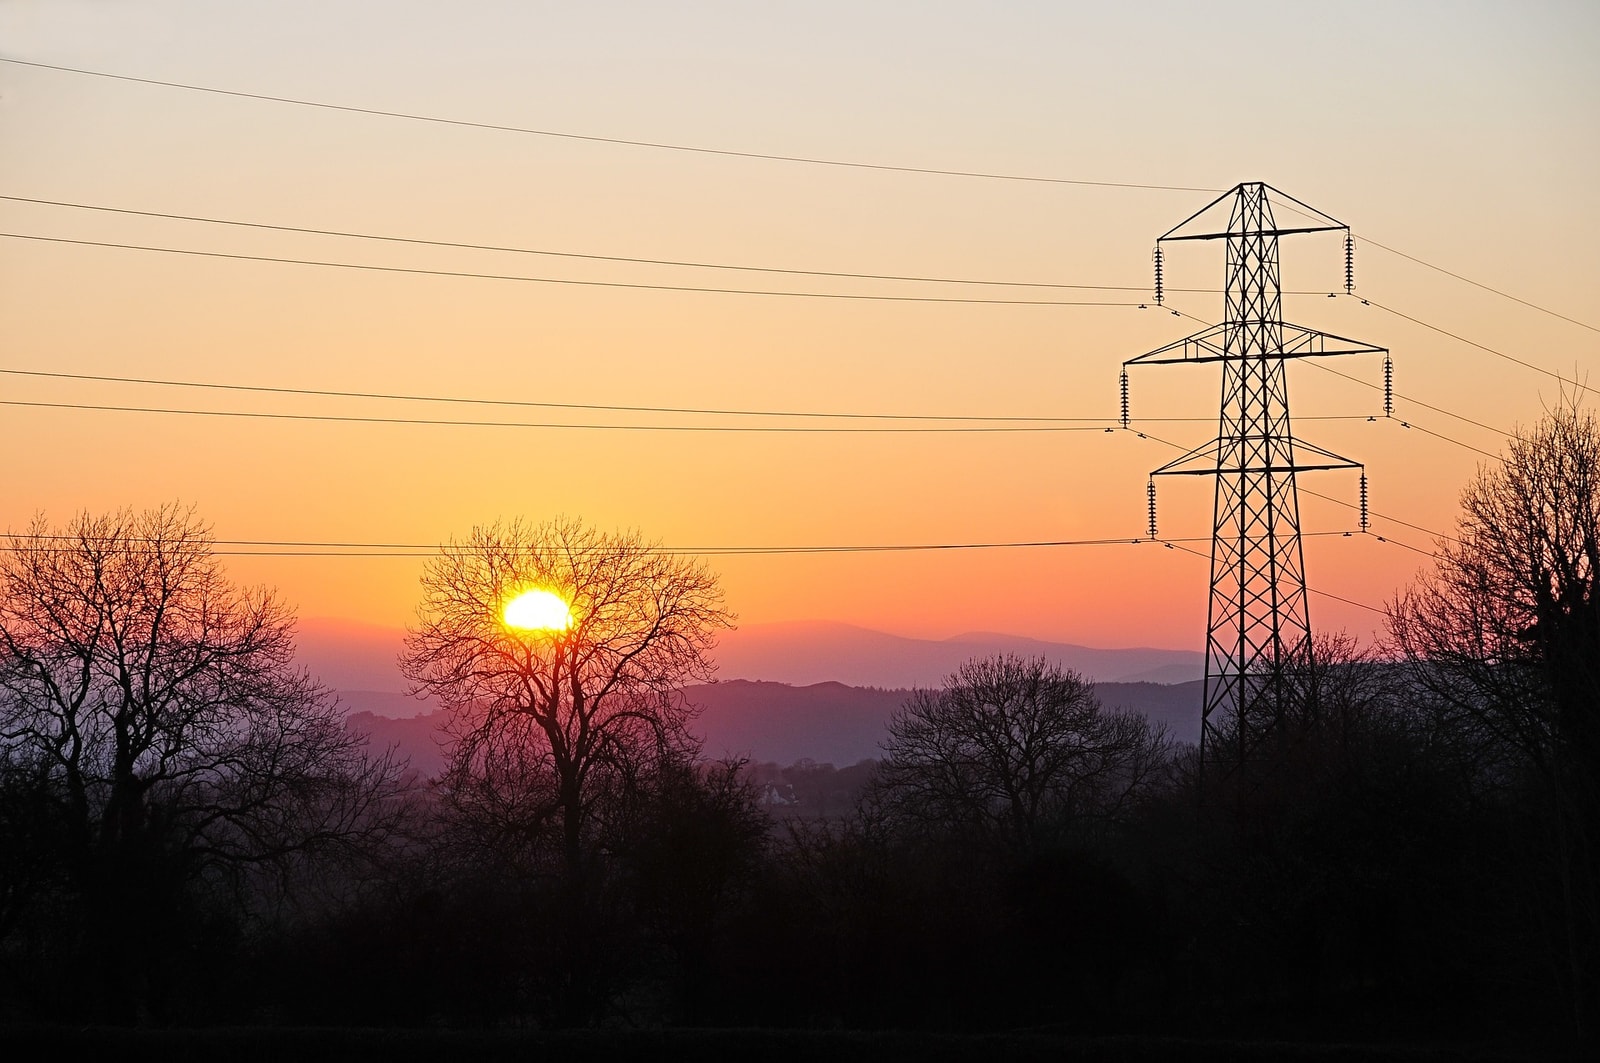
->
503, 589, 573, 632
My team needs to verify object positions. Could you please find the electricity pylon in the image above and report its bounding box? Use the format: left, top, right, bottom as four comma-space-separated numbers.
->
1123, 182, 1385, 773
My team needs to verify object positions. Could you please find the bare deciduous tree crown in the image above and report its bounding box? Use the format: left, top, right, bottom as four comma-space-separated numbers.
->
0, 503, 403, 873
873, 654, 1169, 854
400, 516, 734, 870
1388, 401, 1600, 766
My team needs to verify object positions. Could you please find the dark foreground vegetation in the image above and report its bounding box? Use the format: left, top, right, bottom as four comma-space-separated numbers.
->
2, 409, 1597, 1059
0, 1024, 1562, 1063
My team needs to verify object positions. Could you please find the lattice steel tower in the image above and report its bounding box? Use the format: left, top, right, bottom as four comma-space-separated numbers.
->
1123, 182, 1385, 771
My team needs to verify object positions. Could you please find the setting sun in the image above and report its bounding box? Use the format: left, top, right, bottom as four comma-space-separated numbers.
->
502, 589, 572, 632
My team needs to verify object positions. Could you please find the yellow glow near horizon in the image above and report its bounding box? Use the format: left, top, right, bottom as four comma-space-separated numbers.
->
503, 589, 573, 632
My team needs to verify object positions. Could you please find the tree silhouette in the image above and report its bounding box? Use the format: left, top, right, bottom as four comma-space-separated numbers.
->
1389, 400, 1600, 1037
872, 654, 1169, 856
401, 516, 735, 877
0, 504, 405, 1020
400, 517, 734, 1024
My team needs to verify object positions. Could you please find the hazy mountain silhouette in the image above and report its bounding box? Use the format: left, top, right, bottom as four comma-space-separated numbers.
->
712, 620, 1203, 688
691, 680, 908, 766
301, 616, 1202, 694
348, 677, 1202, 773
317, 616, 1205, 767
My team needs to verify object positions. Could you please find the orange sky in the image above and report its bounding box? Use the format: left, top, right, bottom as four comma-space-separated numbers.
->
1, 1, 1596, 654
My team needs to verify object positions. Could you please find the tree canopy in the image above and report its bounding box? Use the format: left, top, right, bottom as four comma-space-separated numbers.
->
401, 516, 735, 872
872, 654, 1169, 855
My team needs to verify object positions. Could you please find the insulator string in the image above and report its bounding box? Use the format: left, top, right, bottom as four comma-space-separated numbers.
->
1153, 246, 1165, 306
1119, 369, 1130, 429
1147, 479, 1158, 540
1344, 232, 1356, 295
1383, 354, 1394, 417
1359, 472, 1370, 532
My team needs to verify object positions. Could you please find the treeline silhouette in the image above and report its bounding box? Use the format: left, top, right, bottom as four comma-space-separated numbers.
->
0, 640, 1586, 1044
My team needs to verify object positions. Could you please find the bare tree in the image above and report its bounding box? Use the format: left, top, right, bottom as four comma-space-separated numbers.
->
400, 516, 734, 876
1388, 400, 1600, 1036
0, 505, 406, 1016
1390, 402, 1599, 767
871, 654, 1170, 856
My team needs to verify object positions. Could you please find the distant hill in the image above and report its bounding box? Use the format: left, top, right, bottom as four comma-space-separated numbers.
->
695, 677, 1201, 764
322, 616, 1207, 770
1095, 680, 1203, 745
691, 680, 908, 766
345, 704, 451, 778
711, 620, 1204, 689
301, 616, 1203, 697
346, 677, 1202, 776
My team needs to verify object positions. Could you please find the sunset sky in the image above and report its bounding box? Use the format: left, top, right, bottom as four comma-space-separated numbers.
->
1, 1, 1596, 657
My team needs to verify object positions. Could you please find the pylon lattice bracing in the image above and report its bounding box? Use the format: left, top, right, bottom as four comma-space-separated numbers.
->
1122, 183, 1387, 772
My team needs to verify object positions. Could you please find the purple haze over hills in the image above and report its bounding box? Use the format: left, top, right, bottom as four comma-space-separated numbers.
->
709, 620, 1203, 688
298, 617, 1203, 699
347, 678, 1203, 776
309, 616, 1206, 769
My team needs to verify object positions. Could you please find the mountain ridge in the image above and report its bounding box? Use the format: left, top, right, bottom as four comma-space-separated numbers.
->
345, 676, 1203, 775
299, 616, 1204, 695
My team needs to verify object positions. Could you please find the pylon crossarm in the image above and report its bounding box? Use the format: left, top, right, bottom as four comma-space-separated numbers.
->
1163, 224, 1347, 243
1158, 182, 1346, 243
1257, 184, 1347, 233
1289, 438, 1363, 471
1127, 323, 1388, 367
1149, 438, 1225, 477
1124, 323, 1231, 365
1157, 184, 1245, 243
1197, 461, 1358, 475
1280, 322, 1388, 359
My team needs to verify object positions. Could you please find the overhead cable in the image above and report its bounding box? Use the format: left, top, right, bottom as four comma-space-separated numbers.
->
0, 232, 1138, 306
0, 367, 1371, 427
0, 398, 1118, 432
0, 58, 1214, 193
0, 194, 1340, 297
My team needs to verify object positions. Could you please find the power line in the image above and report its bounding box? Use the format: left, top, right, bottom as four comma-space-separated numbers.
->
1357, 296, 1590, 391
1159, 301, 1512, 462
1301, 359, 1508, 437
0, 398, 1130, 432
1158, 539, 1387, 615
0, 195, 1145, 293
0, 232, 1140, 307
0, 58, 1214, 193
1268, 199, 1600, 335
0, 366, 1371, 427
0, 532, 1218, 556
0, 529, 1398, 624
1297, 479, 1456, 546
0, 194, 1342, 298
1393, 420, 1504, 462
1, 528, 1375, 558
0, 396, 1383, 433
106, 531, 1389, 614
1354, 233, 1600, 335
0, 397, 1112, 433
1127, 425, 1459, 547
0, 367, 1128, 424
14, 536, 1201, 556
